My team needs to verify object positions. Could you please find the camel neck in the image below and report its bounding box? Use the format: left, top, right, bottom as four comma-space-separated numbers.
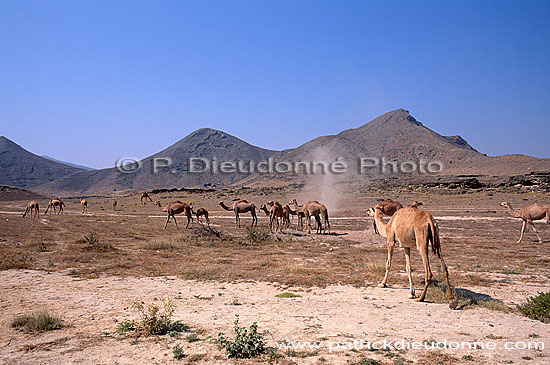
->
373, 211, 387, 238
506, 205, 522, 218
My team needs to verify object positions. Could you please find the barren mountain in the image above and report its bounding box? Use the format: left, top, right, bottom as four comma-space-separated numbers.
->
2, 109, 549, 195
0, 136, 83, 189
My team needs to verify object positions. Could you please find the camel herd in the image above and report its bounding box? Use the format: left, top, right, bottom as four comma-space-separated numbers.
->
19, 192, 549, 308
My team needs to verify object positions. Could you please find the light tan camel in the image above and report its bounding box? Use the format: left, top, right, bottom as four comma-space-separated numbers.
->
80, 199, 88, 214
45, 199, 65, 215
370, 199, 403, 234
22, 200, 39, 218
112, 200, 118, 210
162, 201, 193, 229
219, 200, 258, 228
501, 201, 550, 243
141, 192, 153, 204
289, 199, 330, 234
192, 207, 210, 227
288, 199, 309, 231
367, 205, 456, 308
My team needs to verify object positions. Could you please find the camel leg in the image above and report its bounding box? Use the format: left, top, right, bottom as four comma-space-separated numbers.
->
164, 213, 171, 229
404, 248, 415, 299
528, 221, 543, 243
415, 243, 432, 302
235, 213, 240, 228
185, 215, 191, 228
173, 214, 179, 229
517, 220, 526, 243
378, 239, 395, 288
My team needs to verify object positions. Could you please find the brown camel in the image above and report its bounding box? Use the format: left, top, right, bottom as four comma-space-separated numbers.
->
219, 200, 258, 228
112, 200, 118, 210
288, 199, 309, 231
501, 201, 550, 243
367, 205, 456, 308
192, 207, 210, 227
80, 199, 88, 214
162, 201, 193, 229
45, 199, 65, 215
141, 192, 153, 204
22, 200, 40, 218
260, 201, 285, 232
289, 199, 330, 234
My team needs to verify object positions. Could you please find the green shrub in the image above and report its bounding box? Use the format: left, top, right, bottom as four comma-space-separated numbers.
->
117, 298, 189, 336
11, 311, 63, 333
517, 292, 550, 323
275, 292, 302, 298
172, 344, 185, 360
216, 315, 266, 358
84, 233, 99, 245
239, 227, 269, 245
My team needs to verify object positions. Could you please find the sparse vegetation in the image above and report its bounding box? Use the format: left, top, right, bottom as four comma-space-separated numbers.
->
426, 281, 511, 312
37, 240, 47, 252
239, 227, 269, 246
117, 298, 189, 336
275, 292, 302, 298
517, 292, 550, 323
216, 315, 266, 358
82, 232, 113, 251
172, 344, 185, 360
11, 311, 63, 333
141, 237, 185, 251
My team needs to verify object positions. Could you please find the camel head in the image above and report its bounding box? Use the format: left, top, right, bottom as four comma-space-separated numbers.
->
366, 206, 382, 217
267, 200, 274, 207
500, 202, 511, 208
289, 199, 298, 205
411, 201, 423, 207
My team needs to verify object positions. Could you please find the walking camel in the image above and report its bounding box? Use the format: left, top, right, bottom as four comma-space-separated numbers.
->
367, 205, 457, 309
22, 201, 40, 218
289, 199, 330, 234
162, 201, 193, 229
45, 199, 65, 215
219, 200, 258, 228
501, 201, 550, 243
80, 199, 88, 214
192, 207, 210, 227
141, 192, 153, 204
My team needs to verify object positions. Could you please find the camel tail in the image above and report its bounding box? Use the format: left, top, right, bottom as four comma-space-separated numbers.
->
428, 218, 441, 257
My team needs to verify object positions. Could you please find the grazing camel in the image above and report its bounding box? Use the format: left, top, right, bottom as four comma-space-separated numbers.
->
367, 205, 456, 308
112, 200, 118, 210
289, 199, 330, 234
162, 201, 193, 229
45, 199, 65, 215
219, 200, 258, 228
140, 192, 153, 204
80, 199, 88, 214
22, 201, 39, 218
192, 207, 210, 227
501, 202, 550, 243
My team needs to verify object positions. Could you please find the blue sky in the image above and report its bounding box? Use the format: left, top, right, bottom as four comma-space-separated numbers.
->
1, 0, 549, 168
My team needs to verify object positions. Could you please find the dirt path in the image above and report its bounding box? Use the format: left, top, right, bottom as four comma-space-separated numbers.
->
0, 270, 548, 364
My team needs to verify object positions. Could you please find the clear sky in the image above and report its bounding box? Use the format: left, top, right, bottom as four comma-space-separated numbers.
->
1, 0, 549, 168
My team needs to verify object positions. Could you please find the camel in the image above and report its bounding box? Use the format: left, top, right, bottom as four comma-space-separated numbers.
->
22, 200, 39, 218
219, 200, 258, 228
192, 207, 210, 227
162, 201, 193, 229
45, 199, 65, 215
112, 200, 118, 210
140, 192, 153, 204
289, 199, 330, 234
80, 199, 88, 214
288, 199, 310, 231
501, 202, 550, 243
367, 205, 456, 308
282, 204, 294, 228
260, 201, 285, 232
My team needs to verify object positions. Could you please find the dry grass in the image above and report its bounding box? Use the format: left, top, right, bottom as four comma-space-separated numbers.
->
11, 311, 63, 333
426, 281, 513, 312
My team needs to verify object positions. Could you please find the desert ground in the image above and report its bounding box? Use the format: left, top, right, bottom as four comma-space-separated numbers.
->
0, 186, 549, 364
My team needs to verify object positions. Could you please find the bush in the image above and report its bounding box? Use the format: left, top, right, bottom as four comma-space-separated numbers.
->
11, 311, 63, 333
172, 344, 185, 360
517, 292, 550, 323
216, 315, 266, 358
84, 233, 99, 246
117, 298, 189, 336
83, 233, 113, 251
239, 227, 269, 246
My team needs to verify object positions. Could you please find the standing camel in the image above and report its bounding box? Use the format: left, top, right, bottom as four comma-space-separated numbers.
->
367, 205, 457, 308
80, 199, 88, 214
192, 207, 210, 227
260, 201, 285, 232
45, 199, 65, 215
501, 202, 550, 243
219, 200, 258, 228
162, 201, 193, 229
141, 192, 153, 204
289, 199, 330, 234
22, 201, 39, 218
282, 204, 294, 229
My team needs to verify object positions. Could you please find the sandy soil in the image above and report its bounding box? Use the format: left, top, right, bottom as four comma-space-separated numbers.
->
0, 189, 549, 364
